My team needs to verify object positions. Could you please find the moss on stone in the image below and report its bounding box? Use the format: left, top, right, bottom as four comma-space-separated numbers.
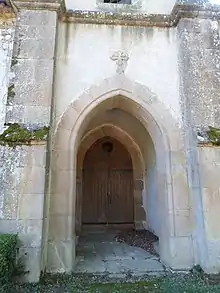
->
207, 126, 220, 146
7, 84, 15, 101
11, 57, 18, 67
0, 123, 49, 147
32, 126, 49, 141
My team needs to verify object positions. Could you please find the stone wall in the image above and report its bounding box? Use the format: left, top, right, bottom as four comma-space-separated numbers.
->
0, 0, 219, 282
178, 18, 220, 131
0, 6, 58, 282
54, 23, 180, 125
6, 10, 57, 127
178, 17, 220, 269
0, 14, 15, 132
0, 143, 47, 282
197, 146, 220, 273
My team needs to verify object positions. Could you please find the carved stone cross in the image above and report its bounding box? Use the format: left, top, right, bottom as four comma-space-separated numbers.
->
111, 50, 129, 74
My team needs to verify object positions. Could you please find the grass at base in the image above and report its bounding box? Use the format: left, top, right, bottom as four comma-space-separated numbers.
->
1, 273, 220, 293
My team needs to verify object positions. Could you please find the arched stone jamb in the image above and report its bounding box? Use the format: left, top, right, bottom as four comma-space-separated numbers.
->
46, 75, 192, 273
75, 123, 145, 234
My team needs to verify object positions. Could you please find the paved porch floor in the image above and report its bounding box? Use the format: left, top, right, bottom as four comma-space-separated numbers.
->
75, 232, 165, 276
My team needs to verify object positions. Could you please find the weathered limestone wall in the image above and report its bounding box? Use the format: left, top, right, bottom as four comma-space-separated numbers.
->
0, 7, 58, 282
198, 146, 220, 273
178, 18, 220, 269
178, 18, 220, 130
6, 10, 57, 127
0, 15, 15, 132
0, 0, 219, 281
54, 23, 181, 125
0, 143, 47, 282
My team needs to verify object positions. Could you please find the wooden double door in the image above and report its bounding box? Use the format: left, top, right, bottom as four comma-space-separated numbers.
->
82, 137, 134, 225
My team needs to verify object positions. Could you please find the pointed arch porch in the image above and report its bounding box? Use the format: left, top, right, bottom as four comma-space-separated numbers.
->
45, 75, 193, 273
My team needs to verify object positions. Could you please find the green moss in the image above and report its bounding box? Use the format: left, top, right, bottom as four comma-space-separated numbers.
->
32, 126, 49, 141
207, 126, 220, 146
7, 84, 15, 101
0, 123, 49, 147
11, 57, 18, 67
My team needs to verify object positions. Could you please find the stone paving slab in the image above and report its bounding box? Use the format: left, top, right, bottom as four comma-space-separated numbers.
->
75, 233, 165, 275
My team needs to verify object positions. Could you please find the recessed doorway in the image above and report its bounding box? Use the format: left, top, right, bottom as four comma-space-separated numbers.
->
82, 136, 134, 229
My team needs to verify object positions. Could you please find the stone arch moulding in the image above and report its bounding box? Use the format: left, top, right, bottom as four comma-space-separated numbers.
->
46, 74, 193, 274
75, 123, 146, 234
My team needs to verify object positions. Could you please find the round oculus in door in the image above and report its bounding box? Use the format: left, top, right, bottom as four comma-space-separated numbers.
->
102, 142, 113, 153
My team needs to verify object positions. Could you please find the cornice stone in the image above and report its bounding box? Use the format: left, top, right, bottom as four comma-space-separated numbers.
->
12, 0, 65, 12
60, 3, 220, 27
1, 0, 220, 27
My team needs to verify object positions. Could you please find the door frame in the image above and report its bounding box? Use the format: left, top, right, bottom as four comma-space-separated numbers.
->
75, 125, 146, 235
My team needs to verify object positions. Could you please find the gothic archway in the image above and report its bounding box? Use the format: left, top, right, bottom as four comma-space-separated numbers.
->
45, 75, 192, 273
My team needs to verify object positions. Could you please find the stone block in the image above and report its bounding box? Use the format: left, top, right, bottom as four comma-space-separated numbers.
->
19, 145, 46, 168
16, 37, 55, 59
0, 147, 5, 167
47, 239, 75, 273
168, 236, 194, 270
5, 105, 25, 124
203, 49, 220, 71
0, 147, 25, 219
17, 10, 57, 27
17, 24, 56, 41
12, 59, 54, 106
204, 240, 220, 273
50, 149, 72, 171
23, 106, 50, 125
2, 190, 19, 219
50, 193, 68, 216
1, 146, 22, 167
171, 172, 190, 210
50, 169, 74, 195
48, 215, 72, 240
174, 210, 192, 237
6, 105, 50, 125
20, 166, 46, 195
199, 163, 220, 189
18, 194, 44, 220
0, 219, 18, 234
56, 108, 79, 132
214, 105, 220, 126
201, 70, 220, 90
18, 219, 43, 247
13, 59, 35, 83
19, 246, 41, 282
177, 18, 203, 34
168, 130, 185, 152
198, 147, 219, 165
202, 188, 220, 238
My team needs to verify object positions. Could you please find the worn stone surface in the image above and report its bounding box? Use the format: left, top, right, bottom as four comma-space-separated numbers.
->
75, 232, 165, 274
197, 146, 220, 273
0, 0, 219, 284
0, 144, 47, 282
0, 22, 15, 132
177, 16, 220, 270
5, 9, 57, 126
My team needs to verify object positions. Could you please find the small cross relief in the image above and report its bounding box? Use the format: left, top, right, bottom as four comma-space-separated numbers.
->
110, 50, 129, 74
